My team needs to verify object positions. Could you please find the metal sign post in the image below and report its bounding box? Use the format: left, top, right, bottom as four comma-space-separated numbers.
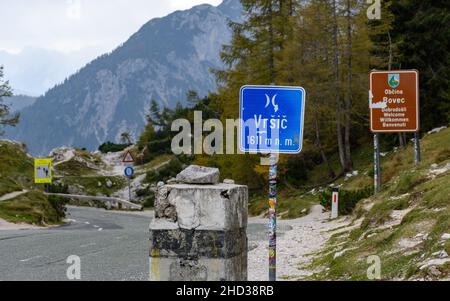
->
124, 166, 134, 203
268, 153, 278, 281
374, 133, 382, 193
239, 85, 306, 281
128, 177, 132, 203
414, 132, 421, 166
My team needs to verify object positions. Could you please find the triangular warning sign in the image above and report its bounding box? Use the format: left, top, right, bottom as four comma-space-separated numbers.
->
122, 151, 135, 163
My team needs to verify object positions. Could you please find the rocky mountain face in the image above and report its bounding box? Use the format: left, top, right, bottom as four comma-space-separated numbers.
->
6, 0, 242, 155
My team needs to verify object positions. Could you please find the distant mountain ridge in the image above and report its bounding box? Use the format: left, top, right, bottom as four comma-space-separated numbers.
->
4, 95, 37, 112
6, 0, 242, 155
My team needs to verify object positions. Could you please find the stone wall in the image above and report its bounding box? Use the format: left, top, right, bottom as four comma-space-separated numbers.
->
149, 166, 248, 281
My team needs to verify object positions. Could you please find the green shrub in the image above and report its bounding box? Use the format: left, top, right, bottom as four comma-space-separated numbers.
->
319, 186, 373, 215
45, 183, 69, 194
145, 158, 184, 183
47, 195, 69, 221
98, 141, 131, 153
143, 191, 156, 208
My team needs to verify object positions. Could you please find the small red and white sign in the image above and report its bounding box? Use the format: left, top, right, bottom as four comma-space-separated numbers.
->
122, 150, 135, 164
331, 190, 339, 219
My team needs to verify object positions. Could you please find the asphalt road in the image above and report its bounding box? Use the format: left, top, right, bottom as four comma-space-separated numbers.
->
0, 206, 290, 281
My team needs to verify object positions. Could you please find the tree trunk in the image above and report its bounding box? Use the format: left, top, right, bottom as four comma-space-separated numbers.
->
344, 0, 353, 171
388, 31, 405, 150
332, 0, 346, 171
314, 109, 336, 179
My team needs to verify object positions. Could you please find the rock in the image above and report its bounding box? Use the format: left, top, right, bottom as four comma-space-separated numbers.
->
248, 242, 259, 252
160, 183, 247, 230
427, 266, 442, 278
155, 186, 170, 218
164, 206, 178, 222
427, 126, 447, 135
167, 178, 178, 184
431, 163, 438, 169
176, 165, 220, 184
97, 181, 102, 187
157, 181, 165, 188
68, 184, 84, 195
333, 250, 346, 259
432, 250, 449, 258
223, 179, 235, 184
106, 179, 113, 188
441, 233, 450, 240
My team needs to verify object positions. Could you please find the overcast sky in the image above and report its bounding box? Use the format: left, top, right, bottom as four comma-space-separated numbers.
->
0, 0, 223, 95
0, 0, 222, 54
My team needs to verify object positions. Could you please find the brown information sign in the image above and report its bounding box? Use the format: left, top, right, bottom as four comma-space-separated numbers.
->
370, 70, 419, 133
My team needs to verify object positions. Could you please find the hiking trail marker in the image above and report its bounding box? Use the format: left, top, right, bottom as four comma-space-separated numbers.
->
34, 158, 52, 184
369, 70, 420, 193
239, 85, 306, 282
331, 188, 339, 219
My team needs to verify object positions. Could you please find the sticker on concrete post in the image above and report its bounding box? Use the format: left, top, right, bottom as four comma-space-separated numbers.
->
331, 188, 339, 219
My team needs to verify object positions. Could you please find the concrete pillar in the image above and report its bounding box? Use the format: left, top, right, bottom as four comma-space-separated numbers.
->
149, 182, 248, 281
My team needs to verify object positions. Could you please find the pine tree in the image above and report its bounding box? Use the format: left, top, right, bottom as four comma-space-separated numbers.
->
0, 66, 19, 135
391, 0, 450, 130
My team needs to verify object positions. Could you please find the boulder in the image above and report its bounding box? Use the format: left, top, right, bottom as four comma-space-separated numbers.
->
176, 165, 220, 184
106, 179, 113, 188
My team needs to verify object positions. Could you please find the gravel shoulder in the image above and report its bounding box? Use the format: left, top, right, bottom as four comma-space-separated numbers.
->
248, 205, 351, 280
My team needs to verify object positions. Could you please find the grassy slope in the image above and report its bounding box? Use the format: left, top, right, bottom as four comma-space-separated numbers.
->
53, 149, 127, 196
53, 149, 105, 177
303, 128, 450, 280
62, 176, 127, 196
0, 141, 34, 195
249, 189, 318, 219
0, 191, 65, 226
0, 141, 67, 225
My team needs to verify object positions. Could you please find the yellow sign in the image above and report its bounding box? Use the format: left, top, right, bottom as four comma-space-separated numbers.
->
34, 158, 53, 184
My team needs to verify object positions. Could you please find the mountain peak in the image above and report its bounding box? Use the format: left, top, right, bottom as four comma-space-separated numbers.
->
6, 1, 243, 155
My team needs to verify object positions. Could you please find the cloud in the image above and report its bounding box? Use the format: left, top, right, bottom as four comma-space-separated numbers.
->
0, 0, 223, 95
0, 0, 222, 54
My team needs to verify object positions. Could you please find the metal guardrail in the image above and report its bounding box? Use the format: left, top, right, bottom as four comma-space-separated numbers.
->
44, 193, 143, 210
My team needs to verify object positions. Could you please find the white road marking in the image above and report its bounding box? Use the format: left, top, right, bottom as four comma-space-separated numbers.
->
98, 228, 103, 231
20, 255, 42, 262
84, 222, 90, 225
93, 225, 99, 228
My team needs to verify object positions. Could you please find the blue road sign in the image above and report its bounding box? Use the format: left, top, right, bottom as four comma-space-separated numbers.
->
124, 166, 134, 177
239, 85, 306, 154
